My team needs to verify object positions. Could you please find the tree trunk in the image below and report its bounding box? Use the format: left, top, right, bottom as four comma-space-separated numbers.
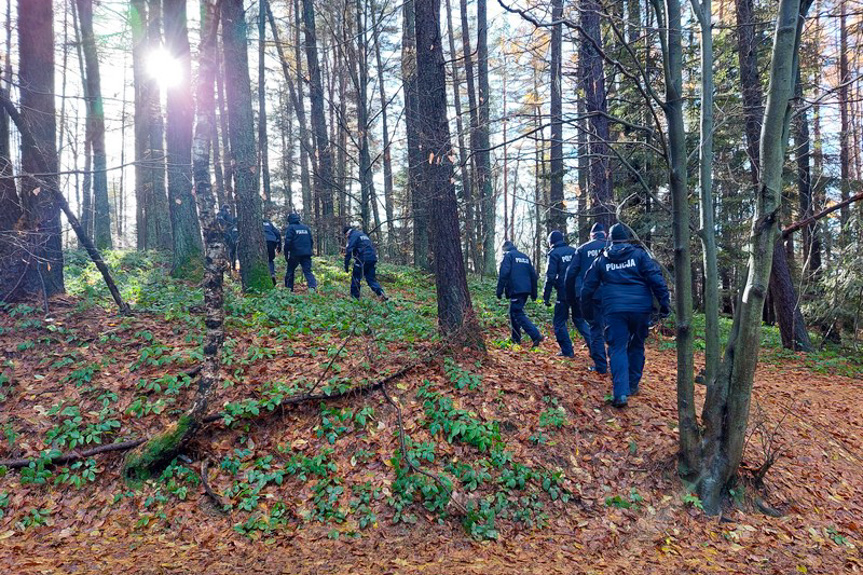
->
459, 0, 483, 267
548, 0, 566, 234
476, 0, 495, 275
402, 0, 428, 268
16, 0, 64, 299
580, 0, 614, 229
700, 0, 812, 513
266, 0, 312, 221
222, 0, 271, 291
164, 0, 203, 278
258, 0, 272, 208
146, 0, 174, 251
839, 1, 850, 241
735, 0, 811, 351
371, 3, 396, 255
413, 0, 483, 348
654, 0, 698, 482
131, 0, 149, 250
443, 0, 476, 270
691, 0, 721, 392
75, 0, 112, 250
302, 0, 336, 253
794, 67, 820, 273
125, 0, 224, 481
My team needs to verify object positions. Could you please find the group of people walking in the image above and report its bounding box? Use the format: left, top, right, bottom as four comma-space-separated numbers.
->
217, 204, 668, 407
496, 223, 670, 408
216, 205, 385, 300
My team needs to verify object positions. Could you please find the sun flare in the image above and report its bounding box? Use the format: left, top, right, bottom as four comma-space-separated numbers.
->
146, 46, 183, 89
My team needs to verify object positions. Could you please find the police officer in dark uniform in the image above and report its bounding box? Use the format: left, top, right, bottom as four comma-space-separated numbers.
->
283, 213, 317, 292
263, 218, 282, 286
564, 223, 609, 373
543, 230, 576, 357
496, 241, 543, 348
581, 224, 670, 408
344, 226, 386, 300
217, 205, 238, 272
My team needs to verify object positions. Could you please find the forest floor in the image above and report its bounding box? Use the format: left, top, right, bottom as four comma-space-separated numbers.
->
0, 251, 861, 574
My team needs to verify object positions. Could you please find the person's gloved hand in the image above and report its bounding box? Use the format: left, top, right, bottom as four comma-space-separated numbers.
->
344, 264, 350, 273
659, 304, 671, 318
496, 293, 503, 300
543, 299, 551, 307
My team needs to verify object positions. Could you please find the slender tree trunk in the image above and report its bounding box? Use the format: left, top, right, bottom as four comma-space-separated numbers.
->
581, 0, 614, 229
354, 0, 376, 234
476, 0, 495, 274
402, 0, 428, 268
548, 0, 566, 234
459, 0, 482, 265
222, 0, 271, 291
371, 4, 396, 254
700, 0, 812, 513
735, 0, 811, 351
216, 37, 234, 205
131, 0, 150, 249
839, 1, 850, 241
72, 0, 93, 241
124, 0, 224, 481
414, 0, 483, 348
266, 0, 312, 221
258, 0, 272, 209
0, 0, 18, 233
164, 0, 203, 278
75, 0, 112, 249
691, 0, 721, 391
146, 0, 173, 251
16, 0, 64, 298
794, 67, 819, 274
655, 0, 698, 481
302, 0, 336, 253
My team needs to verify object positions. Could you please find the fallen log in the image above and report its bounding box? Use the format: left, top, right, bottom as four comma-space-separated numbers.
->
0, 358, 427, 470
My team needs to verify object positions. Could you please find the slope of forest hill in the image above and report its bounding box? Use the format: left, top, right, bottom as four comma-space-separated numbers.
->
0, 251, 861, 574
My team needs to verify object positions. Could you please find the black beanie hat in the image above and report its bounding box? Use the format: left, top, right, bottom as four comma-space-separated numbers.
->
609, 223, 630, 242
289, 213, 301, 224
502, 240, 515, 252
343, 225, 353, 235
590, 223, 606, 238
547, 230, 564, 246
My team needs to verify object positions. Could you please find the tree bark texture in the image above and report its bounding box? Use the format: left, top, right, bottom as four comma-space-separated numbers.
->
700, 0, 812, 513
164, 0, 203, 279
16, 0, 64, 299
413, 0, 483, 348
580, 0, 614, 230
372, 4, 396, 255
548, 0, 566, 234
258, 0, 272, 207
75, 0, 112, 250
302, 0, 336, 254
222, 0, 271, 291
476, 0, 495, 275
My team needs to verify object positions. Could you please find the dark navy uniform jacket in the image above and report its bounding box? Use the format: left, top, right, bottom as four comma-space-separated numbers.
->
564, 237, 607, 303
543, 241, 576, 303
344, 230, 378, 270
581, 243, 670, 315
284, 217, 314, 257
263, 220, 281, 244
496, 249, 538, 300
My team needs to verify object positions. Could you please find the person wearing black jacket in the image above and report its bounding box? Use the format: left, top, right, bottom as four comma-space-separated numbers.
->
564, 223, 609, 373
283, 213, 317, 292
263, 218, 282, 285
543, 231, 576, 356
344, 226, 386, 300
581, 224, 670, 408
217, 205, 238, 272
496, 241, 543, 347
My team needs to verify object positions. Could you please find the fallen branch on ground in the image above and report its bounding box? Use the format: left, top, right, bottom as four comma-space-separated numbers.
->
0, 354, 432, 470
